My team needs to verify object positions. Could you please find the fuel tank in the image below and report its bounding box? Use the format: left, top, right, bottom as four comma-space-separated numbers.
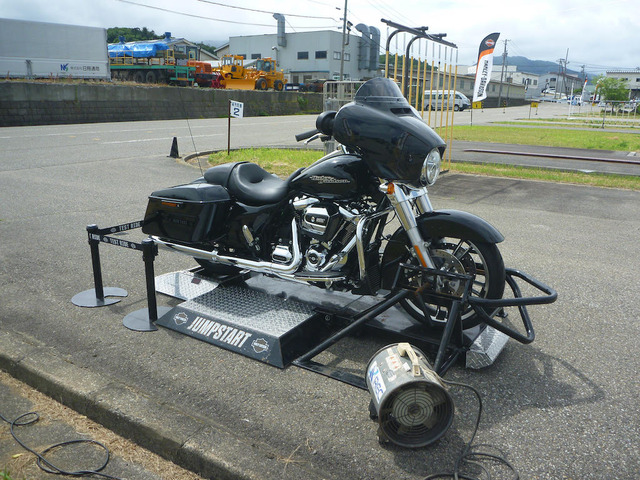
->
290, 151, 376, 200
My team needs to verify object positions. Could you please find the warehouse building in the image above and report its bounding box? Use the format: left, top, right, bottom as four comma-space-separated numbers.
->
215, 16, 381, 84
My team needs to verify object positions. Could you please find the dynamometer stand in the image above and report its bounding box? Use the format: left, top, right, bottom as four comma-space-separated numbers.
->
123, 238, 171, 332
71, 224, 128, 307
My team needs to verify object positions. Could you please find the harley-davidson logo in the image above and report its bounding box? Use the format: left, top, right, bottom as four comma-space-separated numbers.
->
174, 312, 189, 325
252, 338, 270, 353
485, 39, 496, 48
309, 175, 350, 184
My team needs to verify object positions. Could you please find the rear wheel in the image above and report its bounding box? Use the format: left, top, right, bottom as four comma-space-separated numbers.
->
390, 233, 505, 329
133, 71, 145, 83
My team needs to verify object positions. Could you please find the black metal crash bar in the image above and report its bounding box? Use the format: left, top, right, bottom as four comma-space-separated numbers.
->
469, 268, 558, 344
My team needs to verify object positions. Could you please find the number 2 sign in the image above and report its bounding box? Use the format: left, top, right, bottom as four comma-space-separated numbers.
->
230, 100, 244, 118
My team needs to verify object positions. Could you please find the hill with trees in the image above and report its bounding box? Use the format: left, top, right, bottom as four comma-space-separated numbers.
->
494, 55, 581, 76
107, 27, 164, 43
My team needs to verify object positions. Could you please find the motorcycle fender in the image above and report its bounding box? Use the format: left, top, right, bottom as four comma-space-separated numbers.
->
380, 209, 503, 290
417, 209, 504, 244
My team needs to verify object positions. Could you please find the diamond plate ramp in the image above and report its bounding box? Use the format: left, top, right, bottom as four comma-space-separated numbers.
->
155, 284, 331, 368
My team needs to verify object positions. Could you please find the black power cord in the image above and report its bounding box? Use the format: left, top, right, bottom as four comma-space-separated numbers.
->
424, 380, 519, 480
0, 410, 123, 479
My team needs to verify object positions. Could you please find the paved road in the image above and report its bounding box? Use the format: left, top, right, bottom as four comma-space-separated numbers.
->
1, 111, 639, 479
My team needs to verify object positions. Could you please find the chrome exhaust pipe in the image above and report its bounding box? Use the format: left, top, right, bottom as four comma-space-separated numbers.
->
151, 219, 303, 275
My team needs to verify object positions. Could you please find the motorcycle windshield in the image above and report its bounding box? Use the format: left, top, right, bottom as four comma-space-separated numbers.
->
354, 77, 405, 102
333, 77, 446, 187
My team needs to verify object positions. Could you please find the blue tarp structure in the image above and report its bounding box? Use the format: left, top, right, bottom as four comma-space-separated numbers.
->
108, 40, 169, 58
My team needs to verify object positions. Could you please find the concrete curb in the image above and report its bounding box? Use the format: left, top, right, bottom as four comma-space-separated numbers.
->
0, 329, 335, 480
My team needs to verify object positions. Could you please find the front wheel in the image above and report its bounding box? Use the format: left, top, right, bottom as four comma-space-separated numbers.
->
387, 233, 505, 329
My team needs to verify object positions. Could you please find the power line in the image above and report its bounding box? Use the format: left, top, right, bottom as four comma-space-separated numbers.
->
112, 0, 336, 28
197, 0, 338, 20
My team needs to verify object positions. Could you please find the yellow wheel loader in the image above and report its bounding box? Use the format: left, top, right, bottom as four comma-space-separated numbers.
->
216, 55, 287, 91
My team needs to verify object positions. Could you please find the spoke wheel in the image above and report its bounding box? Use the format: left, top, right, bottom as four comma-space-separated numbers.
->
399, 237, 505, 329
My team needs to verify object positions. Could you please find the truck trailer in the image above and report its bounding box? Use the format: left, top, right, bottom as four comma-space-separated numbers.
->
108, 34, 197, 85
0, 18, 110, 80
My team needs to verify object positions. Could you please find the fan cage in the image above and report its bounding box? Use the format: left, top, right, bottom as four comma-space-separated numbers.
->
378, 381, 454, 448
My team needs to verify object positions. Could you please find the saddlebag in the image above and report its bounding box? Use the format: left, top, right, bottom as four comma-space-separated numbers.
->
142, 183, 230, 243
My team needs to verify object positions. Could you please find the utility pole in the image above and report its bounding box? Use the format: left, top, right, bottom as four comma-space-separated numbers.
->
339, 0, 348, 80
557, 49, 569, 99
497, 39, 508, 108
562, 48, 569, 97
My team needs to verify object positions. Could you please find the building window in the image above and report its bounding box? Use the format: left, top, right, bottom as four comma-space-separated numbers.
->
298, 51, 309, 60
333, 51, 341, 60
344, 53, 350, 61
315, 50, 327, 59
251, 53, 261, 59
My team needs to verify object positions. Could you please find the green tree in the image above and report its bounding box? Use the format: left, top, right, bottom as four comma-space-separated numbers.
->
107, 27, 164, 43
594, 74, 629, 101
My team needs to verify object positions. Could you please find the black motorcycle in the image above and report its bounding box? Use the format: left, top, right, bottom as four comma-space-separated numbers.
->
142, 77, 506, 329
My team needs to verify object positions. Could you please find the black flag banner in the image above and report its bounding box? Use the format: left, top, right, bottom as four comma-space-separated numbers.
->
473, 32, 500, 102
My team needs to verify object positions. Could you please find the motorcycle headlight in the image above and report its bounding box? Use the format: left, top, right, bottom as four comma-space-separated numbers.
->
420, 148, 441, 186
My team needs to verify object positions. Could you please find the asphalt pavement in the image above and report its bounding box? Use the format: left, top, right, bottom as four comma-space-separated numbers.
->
1, 108, 639, 479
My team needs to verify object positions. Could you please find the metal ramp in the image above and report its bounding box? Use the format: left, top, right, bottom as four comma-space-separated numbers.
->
155, 282, 333, 368
154, 270, 512, 377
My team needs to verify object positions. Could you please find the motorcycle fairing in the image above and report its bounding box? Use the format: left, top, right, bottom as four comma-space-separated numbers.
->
331, 77, 446, 187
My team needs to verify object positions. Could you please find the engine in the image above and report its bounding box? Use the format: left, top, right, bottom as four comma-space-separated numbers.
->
294, 199, 359, 273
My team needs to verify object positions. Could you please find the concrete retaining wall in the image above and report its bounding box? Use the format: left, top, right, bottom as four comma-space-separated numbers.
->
0, 82, 323, 127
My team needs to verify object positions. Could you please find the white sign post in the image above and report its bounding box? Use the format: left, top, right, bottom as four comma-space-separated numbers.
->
228, 100, 244, 154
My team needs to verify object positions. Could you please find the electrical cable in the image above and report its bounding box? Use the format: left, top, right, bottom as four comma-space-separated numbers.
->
423, 380, 519, 480
0, 410, 122, 480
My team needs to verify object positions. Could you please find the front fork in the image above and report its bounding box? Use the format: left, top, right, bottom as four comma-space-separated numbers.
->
381, 182, 436, 269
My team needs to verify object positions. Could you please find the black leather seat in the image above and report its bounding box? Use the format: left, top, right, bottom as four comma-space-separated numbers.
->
227, 163, 290, 205
203, 162, 245, 187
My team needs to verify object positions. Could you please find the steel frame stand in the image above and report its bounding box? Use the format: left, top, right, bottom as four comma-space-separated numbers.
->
293, 263, 556, 388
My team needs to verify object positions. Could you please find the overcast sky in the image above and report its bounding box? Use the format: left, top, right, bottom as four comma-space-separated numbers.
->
1, 0, 638, 75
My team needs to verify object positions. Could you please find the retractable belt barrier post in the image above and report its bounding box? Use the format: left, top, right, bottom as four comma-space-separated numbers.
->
71, 221, 170, 332
71, 224, 128, 307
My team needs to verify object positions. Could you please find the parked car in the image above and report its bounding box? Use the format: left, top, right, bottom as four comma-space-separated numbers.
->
299, 79, 326, 93
424, 90, 471, 111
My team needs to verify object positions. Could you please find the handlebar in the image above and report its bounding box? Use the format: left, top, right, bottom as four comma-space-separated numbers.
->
295, 129, 320, 142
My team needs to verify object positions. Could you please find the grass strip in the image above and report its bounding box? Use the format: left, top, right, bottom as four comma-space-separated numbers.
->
443, 125, 640, 151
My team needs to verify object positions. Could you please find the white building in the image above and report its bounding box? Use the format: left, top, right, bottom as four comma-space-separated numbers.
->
217, 21, 381, 84
606, 68, 640, 99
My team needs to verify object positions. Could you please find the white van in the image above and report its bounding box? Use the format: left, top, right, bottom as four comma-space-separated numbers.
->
424, 90, 471, 111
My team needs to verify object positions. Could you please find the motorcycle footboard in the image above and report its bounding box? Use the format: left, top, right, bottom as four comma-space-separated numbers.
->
468, 268, 558, 344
